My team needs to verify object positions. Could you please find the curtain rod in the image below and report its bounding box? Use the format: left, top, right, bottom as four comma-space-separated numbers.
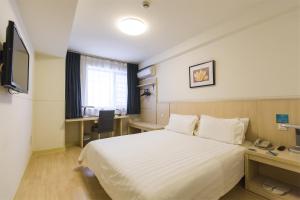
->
67, 49, 138, 65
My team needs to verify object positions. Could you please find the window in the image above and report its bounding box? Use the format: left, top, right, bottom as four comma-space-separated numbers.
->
81, 56, 127, 112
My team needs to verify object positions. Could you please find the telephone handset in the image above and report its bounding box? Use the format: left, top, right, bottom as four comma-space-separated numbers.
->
254, 138, 272, 149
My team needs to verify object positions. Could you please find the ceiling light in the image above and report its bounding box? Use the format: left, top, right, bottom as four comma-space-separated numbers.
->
117, 17, 147, 36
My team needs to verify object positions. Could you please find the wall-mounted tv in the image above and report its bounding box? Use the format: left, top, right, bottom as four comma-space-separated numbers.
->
0, 21, 30, 93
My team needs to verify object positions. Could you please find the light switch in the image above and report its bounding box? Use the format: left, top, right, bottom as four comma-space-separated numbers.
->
276, 114, 289, 124
276, 114, 289, 131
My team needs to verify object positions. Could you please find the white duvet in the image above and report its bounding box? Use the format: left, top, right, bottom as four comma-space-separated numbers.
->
79, 130, 247, 200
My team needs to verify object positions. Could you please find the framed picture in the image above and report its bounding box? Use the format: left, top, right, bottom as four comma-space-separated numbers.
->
189, 60, 215, 88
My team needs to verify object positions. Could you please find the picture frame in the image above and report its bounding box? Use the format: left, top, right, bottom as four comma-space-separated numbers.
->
189, 60, 215, 88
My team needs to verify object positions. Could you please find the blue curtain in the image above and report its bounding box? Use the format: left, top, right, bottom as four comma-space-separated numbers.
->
65, 51, 82, 119
127, 63, 140, 114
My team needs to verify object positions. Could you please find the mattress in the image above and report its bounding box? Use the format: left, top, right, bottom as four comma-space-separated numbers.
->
78, 130, 247, 200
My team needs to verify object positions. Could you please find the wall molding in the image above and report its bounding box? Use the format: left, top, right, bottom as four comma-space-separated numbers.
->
158, 96, 300, 104
32, 147, 66, 156
157, 98, 300, 147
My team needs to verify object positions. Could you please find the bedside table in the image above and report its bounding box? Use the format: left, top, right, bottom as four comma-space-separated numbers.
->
245, 146, 300, 200
128, 121, 164, 133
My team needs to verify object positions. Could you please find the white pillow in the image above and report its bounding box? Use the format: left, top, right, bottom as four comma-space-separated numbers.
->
240, 118, 250, 142
165, 114, 198, 135
197, 115, 249, 144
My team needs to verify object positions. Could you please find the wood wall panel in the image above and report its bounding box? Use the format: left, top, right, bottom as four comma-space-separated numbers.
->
156, 99, 300, 147
256, 99, 300, 146
140, 88, 156, 109
140, 108, 157, 124
169, 101, 259, 141
140, 77, 157, 123
156, 102, 170, 125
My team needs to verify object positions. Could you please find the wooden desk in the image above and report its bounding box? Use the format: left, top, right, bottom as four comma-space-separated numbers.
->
65, 115, 128, 148
128, 121, 164, 133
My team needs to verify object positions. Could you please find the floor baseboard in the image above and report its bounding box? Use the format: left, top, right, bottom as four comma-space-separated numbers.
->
32, 147, 66, 156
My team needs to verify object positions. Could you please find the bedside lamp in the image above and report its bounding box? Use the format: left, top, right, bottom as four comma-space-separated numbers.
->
280, 124, 300, 153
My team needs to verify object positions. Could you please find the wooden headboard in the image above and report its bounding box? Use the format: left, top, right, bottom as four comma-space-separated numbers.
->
156, 99, 300, 147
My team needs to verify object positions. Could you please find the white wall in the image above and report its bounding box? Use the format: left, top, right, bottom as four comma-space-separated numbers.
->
142, 7, 300, 102
32, 54, 65, 151
0, 0, 34, 199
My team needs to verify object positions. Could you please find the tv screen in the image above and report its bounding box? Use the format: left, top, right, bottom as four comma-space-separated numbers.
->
1, 21, 29, 93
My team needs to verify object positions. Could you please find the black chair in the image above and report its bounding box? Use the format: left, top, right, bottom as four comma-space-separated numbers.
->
92, 110, 115, 139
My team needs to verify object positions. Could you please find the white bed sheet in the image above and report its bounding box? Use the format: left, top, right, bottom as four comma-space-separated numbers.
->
79, 130, 247, 200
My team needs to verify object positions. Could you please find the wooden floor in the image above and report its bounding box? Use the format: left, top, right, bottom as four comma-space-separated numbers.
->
15, 147, 266, 200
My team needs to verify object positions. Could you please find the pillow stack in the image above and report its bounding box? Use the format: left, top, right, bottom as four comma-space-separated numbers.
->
165, 113, 249, 145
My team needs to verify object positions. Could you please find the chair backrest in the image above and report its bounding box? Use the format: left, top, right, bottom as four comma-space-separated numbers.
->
98, 110, 115, 133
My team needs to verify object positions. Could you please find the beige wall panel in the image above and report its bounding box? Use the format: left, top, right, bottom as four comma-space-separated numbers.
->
140, 108, 157, 123
140, 77, 157, 124
0, 1, 35, 199
170, 100, 259, 141
156, 102, 170, 125
33, 54, 65, 101
256, 99, 300, 146
140, 83, 156, 109
33, 101, 65, 151
151, 99, 300, 146
33, 54, 65, 151
140, 94, 156, 109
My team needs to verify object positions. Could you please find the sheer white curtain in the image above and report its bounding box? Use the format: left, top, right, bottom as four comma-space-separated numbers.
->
81, 55, 127, 115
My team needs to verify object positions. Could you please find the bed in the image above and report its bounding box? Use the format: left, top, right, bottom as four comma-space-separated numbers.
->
79, 129, 248, 200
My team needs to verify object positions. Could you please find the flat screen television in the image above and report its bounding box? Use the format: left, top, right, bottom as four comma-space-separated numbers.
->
1, 21, 29, 93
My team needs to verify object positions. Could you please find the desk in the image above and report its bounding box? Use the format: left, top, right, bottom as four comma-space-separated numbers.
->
128, 121, 164, 133
65, 115, 128, 148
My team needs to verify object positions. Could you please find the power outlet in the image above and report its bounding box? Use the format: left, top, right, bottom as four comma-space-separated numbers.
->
278, 124, 288, 131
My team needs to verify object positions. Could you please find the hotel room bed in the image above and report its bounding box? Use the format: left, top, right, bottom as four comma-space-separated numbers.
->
78, 130, 248, 200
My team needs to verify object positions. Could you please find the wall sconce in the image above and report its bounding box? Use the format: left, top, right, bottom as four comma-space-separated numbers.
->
280, 124, 300, 153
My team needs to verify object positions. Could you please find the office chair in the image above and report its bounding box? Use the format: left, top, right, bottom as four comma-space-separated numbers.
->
92, 110, 115, 139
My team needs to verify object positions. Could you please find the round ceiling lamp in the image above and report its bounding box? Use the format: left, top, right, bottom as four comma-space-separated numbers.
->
117, 17, 147, 36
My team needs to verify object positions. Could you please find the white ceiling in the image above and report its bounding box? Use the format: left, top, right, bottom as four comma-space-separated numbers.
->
15, 0, 78, 57
15, 0, 280, 62
69, 0, 266, 63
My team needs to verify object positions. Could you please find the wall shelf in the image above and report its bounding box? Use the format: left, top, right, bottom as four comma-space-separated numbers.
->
141, 76, 156, 82
137, 83, 155, 88
137, 77, 156, 88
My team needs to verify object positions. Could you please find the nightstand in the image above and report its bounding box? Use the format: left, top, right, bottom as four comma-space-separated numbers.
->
245, 146, 300, 200
128, 121, 164, 133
